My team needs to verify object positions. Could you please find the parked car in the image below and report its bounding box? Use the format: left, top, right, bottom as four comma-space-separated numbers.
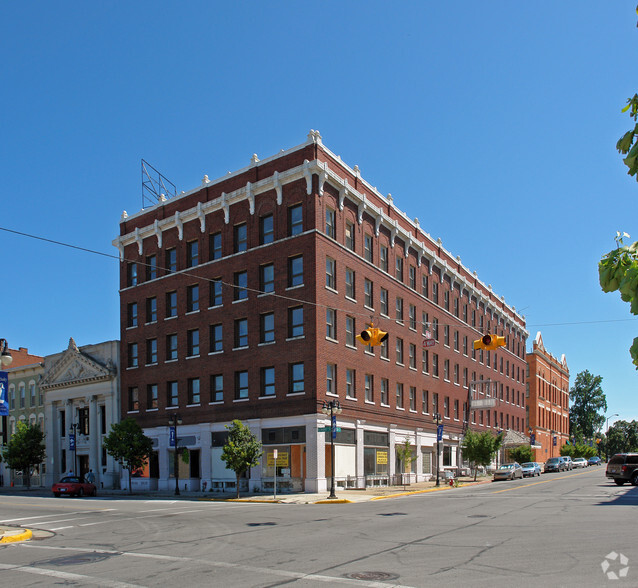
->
572, 457, 588, 469
52, 476, 97, 497
521, 462, 541, 477
544, 457, 565, 473
588, 456, 602, 466
606, 453, 638, 486
493, 463, 523, 481
561, 456, 573, 471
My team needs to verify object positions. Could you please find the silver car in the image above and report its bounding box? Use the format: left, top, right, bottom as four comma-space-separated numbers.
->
493, 463, 524, 481
572, 457, 588, 469
521, 462, 541, 477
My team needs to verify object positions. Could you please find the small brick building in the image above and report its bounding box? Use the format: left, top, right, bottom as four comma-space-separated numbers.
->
114, 131, 528, 493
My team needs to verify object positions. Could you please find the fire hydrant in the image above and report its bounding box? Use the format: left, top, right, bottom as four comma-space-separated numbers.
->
449, 478, 454, 487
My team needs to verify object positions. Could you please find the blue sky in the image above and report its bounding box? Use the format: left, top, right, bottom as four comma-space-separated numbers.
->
1, 2, 636, 425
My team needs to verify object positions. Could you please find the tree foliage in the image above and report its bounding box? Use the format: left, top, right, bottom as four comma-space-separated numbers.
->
103, 418, 154, 494
221, 419, 263, 498
461, 429, 502, 481
3, 421, 46, 489
560, 442, 597, 460
569, 370, 607, 439
606, 420, 638, 456
508, 445, 533, 464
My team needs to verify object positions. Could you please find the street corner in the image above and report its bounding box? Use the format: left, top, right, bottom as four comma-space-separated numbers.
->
0, 526, 33, 543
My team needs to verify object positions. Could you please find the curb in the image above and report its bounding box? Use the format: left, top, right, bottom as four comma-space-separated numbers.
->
313, 499, 353, 504
0, 528, 32, 543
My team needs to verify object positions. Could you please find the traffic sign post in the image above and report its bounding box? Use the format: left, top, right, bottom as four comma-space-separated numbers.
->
273, 449, 278, 500
422, 338, 436, 348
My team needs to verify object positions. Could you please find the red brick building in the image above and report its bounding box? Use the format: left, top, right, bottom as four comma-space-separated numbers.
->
526, 332, 569, 462
115, 131, 528, 493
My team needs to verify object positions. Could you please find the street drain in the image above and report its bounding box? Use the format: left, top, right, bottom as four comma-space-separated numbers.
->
468, 514, 489, 518
345, 572, 399, 581
246, 522, 277, 526
378, 512, 407, 517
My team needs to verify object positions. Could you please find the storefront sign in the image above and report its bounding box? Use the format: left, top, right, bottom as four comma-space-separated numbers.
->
376, 450, 388, 465
267, 452, 289, 467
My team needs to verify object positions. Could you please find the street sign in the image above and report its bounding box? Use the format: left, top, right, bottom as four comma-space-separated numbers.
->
169, 427, 176, 447
318, 426, 341, 432
69, 433, 76, 451
422, 338, 436, 348
0, 371, 8, 416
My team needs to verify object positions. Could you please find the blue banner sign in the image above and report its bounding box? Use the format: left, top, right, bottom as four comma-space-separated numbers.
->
437, 424, 444, 442
0, 371, 8, 416
69, 433, 76, 451
331, 415, 337, 439
530, 434, 536, 446
169, 426, 176, 447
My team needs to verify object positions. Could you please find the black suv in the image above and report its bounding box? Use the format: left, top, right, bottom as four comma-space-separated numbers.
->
606, 453, 638, 486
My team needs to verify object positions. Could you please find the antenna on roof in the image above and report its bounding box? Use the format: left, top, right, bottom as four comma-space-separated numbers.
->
141, 159, 177, 209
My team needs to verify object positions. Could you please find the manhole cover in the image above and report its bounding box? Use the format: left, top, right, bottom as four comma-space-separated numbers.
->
468, 514, 489, 518
345, 572, 399, 581
378, 512, 407, 517
246, 522, 277, 526
47, 553, 117, 566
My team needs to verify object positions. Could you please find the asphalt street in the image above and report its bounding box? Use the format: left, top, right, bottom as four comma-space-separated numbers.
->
0, 467, 635, 588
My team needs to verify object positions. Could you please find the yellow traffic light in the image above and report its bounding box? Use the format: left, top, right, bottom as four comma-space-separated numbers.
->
356, 324, 389, 347
472, 334, 506, 351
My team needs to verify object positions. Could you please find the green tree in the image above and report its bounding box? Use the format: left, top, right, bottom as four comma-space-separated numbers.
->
569, 370, 607, 439
461, 430, 503, 481
508, 444, 533, 464
3, 421, 46, 489
560, 442, 597, 460
396, 439, 417, 488
103, 418, 154, 494
221, 420, 263, 498
607, 420, 638, 456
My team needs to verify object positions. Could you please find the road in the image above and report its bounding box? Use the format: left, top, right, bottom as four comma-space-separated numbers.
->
0, 467, 635, 587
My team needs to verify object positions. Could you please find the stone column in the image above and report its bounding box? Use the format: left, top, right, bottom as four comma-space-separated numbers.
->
355, 420, 365, 488
199, 425, 212, 492
415, 429, 423, 481
103, 395, 118, 488
65, 400, 74, 474
89, 395, 99, 485
305, 415, 325, 492
158, 427, 170, 492
388, 425, 397, 483
45, 400, 58, 486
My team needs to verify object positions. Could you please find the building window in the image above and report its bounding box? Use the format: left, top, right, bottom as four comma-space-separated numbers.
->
166, 248, 177, 273
454, 297, 460, 318
146, 254, 157, 281
167, 382, 179, 407
187, 329, 200, 357
146, 339, 158, 364
146, 297, 157, 323
187, 240, 199, 267
234, 223, 247, 252
444, 396, 449, 418
454, 399, 459, 420
260, 263, 275, 293
395, 256, 403, 281
128, 343, 138, 368
364, 279, 373, 308
188, 378, 200, 404
432, 281, 439, 305
166, 334, 178, 360
364, 234, 373, 262
345, 221, 355, 251
19, 384, 25, 409
365, 374, 373, 402
128, 387, 138, 411
396, 337, 404, 364
454, 363, 459, 385
289, 204, 303, 236
454, 330, 459, 351
127, 302, 138, 328
345, 268, 355, 299
422, 390, 429, 413
166, 291, 177, 318
260, 214, 274, 245
396, 383, 404, 409
209, 232, 222, 260
235, 318, 248, 348
326, 257, 336, 290
409, 387, 416, 411
444, 325, 449, 346
210, 280, 222, 307
380, 337, 389, 359
290, 362, 304, 393
422, 349, 429, 373
444, 290, 450, 311
30, 383, 36, 407
380, 245, 388, 272
422, 274, 428, 298
234, 271, 248, 301
261, 367, 275, 396
326, 363, 336, 394
345, 315, 356, 347
211, 374, 223, 402
409, 305, 416, 330
325, 207, 336, 239
381, 378, 389, 405
147, 384, 158, 409
346, 369, 355, 398
463, 367, 468, 387
235, 371, 249, 399
409, 266, 416, 289
187, 284, 199, 312
78, 407, 89, 435
463, 335, 468, 356
444, 359, 450, 381
326, 308, 337, 340
409, 343, 416, 369
288, 255, 303, 287
260, 312, 275, 343
395, 297, 404, 322
433, 318, 439, 341
127, 263, 138, 287
380, 288, 388, 315
432, 353, 439, 377
288, 306, 304, 338
210, 324, 223, 353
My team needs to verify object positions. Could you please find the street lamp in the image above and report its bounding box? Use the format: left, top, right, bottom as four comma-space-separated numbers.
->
0, 339, 12, 367
168, 414, 182, 496
433, 412, 442, 487
321, 400, 342, 499
69, 423, 79, 476
605, 413, 619, 462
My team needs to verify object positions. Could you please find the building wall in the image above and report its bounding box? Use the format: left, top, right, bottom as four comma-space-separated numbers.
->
115, 131, 528, 492
526, 332, 569, 462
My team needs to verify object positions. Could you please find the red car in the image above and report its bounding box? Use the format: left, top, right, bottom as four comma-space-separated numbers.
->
52, 476, 97, 497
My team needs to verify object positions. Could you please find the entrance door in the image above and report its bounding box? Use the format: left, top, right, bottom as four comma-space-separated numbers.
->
79, 455, 89, 480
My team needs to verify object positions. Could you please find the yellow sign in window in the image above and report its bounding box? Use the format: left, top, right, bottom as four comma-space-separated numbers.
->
376, 450, 388, 465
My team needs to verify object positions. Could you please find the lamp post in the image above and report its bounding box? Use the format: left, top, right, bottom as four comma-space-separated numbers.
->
0, 339, 11, 449
605, 413, 619, 462
433, 412, 442, 487
69, 423, 79, 476
0, 339, 13, 368
321, 400, 342, 499
168, 414, 182, 496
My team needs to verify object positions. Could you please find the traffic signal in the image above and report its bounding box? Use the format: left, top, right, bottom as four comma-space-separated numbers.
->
356, 324, 389, 346
472, 333, 506, 351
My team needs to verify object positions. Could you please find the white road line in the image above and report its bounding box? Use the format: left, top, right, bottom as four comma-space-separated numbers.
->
0, 562, 145, 588
47, 526, 74, 531
29, 517, 91, 525
165, 510, 203, 515
0, 510, 95, 523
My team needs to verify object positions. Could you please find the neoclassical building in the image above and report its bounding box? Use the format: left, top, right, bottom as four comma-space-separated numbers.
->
41, 338, 121, 488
